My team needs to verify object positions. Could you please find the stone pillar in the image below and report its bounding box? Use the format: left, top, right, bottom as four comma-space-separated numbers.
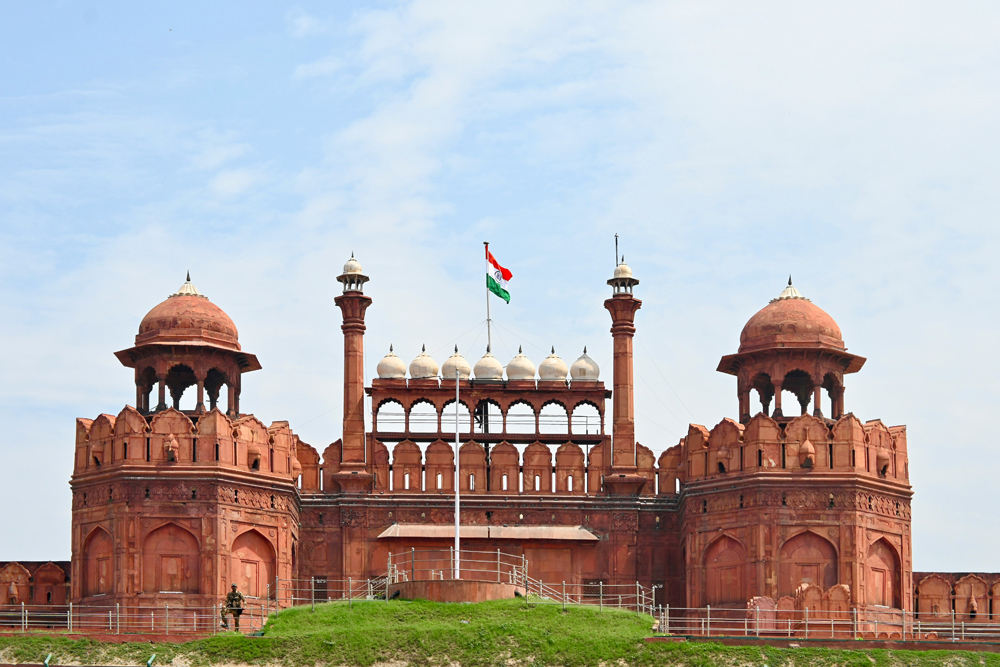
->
196, 374, 206, 413
333, 288, 374, 492
772, 383, 783, 419
135, 383, 143, 413
227, 383, 236, 417
813, 385, 822, 418
739, 388, 751, 424
603, 291, 644, 495
156, 377, 167, 412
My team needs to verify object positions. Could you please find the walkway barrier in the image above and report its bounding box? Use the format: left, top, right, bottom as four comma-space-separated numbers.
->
0, 601, 267, 635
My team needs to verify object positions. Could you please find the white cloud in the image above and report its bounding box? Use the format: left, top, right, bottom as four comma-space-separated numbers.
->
293, 55, 341, 80
209, 168, 262, 197
287, 9, 326, 37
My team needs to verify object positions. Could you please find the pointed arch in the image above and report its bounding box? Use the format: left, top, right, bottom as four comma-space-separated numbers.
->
778, 530, 837, 597
490, 441, 519, 493
231, 529, 275, 599
866, 538, 901, 608
703, 535, 748, 606
142, 523, 200, 594
555, 442, 585, 494
82, 526, 113, 597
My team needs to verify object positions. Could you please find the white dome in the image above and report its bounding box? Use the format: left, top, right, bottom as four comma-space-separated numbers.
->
376, 345, 406, 379
506, 346, 536, 380
408, 345, 439, 379
538, 346, 569, 381
570, 347, 600, 382
613, 260, 632, 279
473, 347, 504, 380
343, 253, 363, 275
441, 346, 471, 380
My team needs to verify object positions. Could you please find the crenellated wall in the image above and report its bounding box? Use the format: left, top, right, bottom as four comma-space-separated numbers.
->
70, 406, 302, 614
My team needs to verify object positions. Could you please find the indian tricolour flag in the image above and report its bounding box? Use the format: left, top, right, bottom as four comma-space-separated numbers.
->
486, 246, 512, 303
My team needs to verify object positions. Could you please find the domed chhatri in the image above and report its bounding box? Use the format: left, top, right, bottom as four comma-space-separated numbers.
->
473, 347, 504, 381
337, 253, 369, 293
570, 347, 600, 382
442, 346, 472, 380
506, 346, 536, 381
738, 277, 844, 354
342, 253, 363, 275
538, 346, 569, 381
376, 345, 407, 379
137, 273, 241, 351
408, 345, 439, 379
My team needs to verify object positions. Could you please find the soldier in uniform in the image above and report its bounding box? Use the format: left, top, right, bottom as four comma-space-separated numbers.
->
220, 583, 246, 631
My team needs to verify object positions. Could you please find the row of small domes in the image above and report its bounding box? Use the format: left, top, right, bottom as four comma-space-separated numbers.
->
377, 345, 599, 382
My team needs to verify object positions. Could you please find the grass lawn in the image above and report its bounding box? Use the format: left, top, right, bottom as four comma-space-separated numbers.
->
1, 598, 999, 667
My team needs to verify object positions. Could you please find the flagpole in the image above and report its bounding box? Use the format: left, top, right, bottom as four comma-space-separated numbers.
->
484, 241, 492, 351
454, 367, 461, 580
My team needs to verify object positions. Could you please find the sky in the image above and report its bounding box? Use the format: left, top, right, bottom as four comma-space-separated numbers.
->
2, 1, 999, 570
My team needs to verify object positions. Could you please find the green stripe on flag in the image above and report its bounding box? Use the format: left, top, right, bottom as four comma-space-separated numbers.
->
487, 274, 510, 303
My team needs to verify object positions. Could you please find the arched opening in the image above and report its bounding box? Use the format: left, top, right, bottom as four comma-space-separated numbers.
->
778, 531, 837, 597
781, 370, 815, 417
230, 529, 276, 599
571, 402, 601, 435
539, 402, 569, 434
866, 539, 901, 608
408, 400, 438, 433
138, 367, 157, 413
505, 402, 536, 434
166, 364, 197, 411
375, 400, 405, 432
473, 399, 502, 434
441, 400, 472, 434
142, 523, 200, 594
704, 536, 747, 606
82, 528, 113, 597
751, 373, 774, 417
205, 368, 229, 412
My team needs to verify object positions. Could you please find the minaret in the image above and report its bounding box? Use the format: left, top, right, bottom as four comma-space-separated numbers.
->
603, 258, 646, 495
332, 254, 375, 493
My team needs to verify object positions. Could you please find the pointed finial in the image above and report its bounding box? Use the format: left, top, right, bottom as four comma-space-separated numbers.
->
583, 345, 587, 354
390, 344, 393, 352
186, 270, 191, 282
551, 346, 555, 354
421, 344, 426, 352
454, 345, 458, 353
788, 275, 792, 286
351, 251, 355, 258
518, 345, 522, 354
487, 344, 491, 354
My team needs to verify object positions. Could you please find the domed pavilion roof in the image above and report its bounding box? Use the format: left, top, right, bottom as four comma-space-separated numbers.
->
738, 278, 844, 354
136, 274, 241, 351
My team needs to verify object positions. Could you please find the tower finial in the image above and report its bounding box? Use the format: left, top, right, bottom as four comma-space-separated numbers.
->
422, 344, 426, 352
551, 345, 555, 354
583, 345, 587, 354
454, 345, 458, 353
788, 275, 792, 286
186, 270, 191, 282
518, 345, 522, 354
390, 344, 393, 352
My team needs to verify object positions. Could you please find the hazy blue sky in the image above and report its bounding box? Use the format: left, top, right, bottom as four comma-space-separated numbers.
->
2, 1, 999, 570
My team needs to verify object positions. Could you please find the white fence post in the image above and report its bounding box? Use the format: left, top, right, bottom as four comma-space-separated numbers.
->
805, 607, 809, 639
348, 577, 353, 609
311, 576, 315, 612
707, 604, 711, 636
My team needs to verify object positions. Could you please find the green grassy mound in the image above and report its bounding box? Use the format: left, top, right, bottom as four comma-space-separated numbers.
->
1, 598, 998, 667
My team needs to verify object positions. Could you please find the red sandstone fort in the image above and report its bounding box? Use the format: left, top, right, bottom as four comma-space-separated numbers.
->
1, 257, 994, 634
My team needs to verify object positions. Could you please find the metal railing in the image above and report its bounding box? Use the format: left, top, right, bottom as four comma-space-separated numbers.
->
650, 604, 1000, 641
386, 548, 528, 587
0, 601, 267, 635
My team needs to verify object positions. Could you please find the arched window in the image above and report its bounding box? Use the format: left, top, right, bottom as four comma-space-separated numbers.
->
375, 400, 405, 432
539, 402, 568, 434
571, 402, 601, 435
505, 402, 536, 434
441, 400, 471, 434
408, 400, 438, 433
